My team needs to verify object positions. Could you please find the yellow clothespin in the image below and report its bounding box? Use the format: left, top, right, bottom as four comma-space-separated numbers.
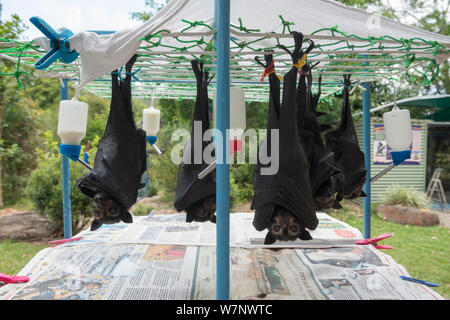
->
293, 54, 307, 69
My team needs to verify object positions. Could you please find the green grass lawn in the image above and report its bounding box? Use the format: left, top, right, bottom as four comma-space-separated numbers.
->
329, 210, 450, 299
0, 239, 48, 275
1, 210, 448, 299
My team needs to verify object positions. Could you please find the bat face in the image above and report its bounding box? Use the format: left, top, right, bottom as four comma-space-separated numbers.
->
185, 195, 216, 223
90, 193, 132, 231
264, 206, 313, 244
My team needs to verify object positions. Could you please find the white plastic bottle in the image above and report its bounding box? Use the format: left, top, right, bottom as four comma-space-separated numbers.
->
57, 99, 89, 145
383, 107, 412, 152
213, 87, 246, 139
143, 106, 161, 137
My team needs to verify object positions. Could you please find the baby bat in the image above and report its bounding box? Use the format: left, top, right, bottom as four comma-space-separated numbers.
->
297, 65, 341, 211
324, 74, 367, 200
173, 60, 216, 223
251, 32, 318, 245
76, 54, 147, 231
264, 205, 313, 245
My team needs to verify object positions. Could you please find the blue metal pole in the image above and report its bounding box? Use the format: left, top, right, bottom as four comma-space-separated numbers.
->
215, 0, 230, 300
146, 153, 150, 197
83, 152, 89, 164
362, 81, 371, 239
60, 79, 72, 239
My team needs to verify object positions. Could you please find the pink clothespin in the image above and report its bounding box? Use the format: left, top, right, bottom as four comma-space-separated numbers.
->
356, 233, 392, 250
48, 236, 82, 247
0, 273, 29, 287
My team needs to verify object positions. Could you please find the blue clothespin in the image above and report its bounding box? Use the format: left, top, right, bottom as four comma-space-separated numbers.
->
30, 17, 79, 69
400, 276, 439, 287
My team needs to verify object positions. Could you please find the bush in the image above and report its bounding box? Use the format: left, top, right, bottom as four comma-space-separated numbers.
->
383, 184, 430, 209
26, 131, 92, 232
132, 203, 154, 216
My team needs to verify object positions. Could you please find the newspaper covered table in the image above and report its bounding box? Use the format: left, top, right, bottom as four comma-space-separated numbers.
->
0, 212, 443, 300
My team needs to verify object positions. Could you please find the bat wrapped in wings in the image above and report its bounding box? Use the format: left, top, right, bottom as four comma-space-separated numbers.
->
173, 60, 216, 223
324, 74, 367, 201
297, 63, 341, 210
251, 32, 318, 245
76, 54, 147, 231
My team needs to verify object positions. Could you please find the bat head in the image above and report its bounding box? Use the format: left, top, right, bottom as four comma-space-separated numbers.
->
264, 206, 312, 244
185, 195, 216, 223
91, 193, 133, 231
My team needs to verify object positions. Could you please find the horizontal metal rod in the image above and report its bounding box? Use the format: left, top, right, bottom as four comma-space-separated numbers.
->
137, 48, 436, 56
370, 163, 396, 183
77, 159, 93, 171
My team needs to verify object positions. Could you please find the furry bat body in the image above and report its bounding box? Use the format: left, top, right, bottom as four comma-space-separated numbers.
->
297, 68, 341, 210
76, 55, 147, 231
173, 60, 216, 223
251, 32, 318, 245
324, 74, 367, 201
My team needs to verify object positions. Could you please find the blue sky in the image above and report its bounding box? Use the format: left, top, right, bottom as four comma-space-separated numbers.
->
2, 0, 150, 40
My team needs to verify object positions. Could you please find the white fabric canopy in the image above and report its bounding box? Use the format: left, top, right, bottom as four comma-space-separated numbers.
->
68, 0, 450, 91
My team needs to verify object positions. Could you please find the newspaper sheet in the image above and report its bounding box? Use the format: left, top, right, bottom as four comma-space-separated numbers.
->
102, 212, 363, 248
113, 213, 248, 246
0, 244, 443, 300
0, 243, 196, 300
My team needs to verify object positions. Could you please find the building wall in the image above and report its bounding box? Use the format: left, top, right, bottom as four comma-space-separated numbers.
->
355, 117, 429, 204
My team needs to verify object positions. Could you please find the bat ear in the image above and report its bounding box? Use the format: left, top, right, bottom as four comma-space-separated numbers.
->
264, 232, 277, 245
332, 201, 343, 209
210, 215, 216, 224
91, 220, 103, 231
299, 230, 313, 241
121, 211, 133, 224
185, 214, 194, 223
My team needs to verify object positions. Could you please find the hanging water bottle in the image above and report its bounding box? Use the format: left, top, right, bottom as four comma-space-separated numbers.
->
213, 87, 246, 153
383, 106, 412, 166
57, 99, 88, 161
143, 96, 162, 153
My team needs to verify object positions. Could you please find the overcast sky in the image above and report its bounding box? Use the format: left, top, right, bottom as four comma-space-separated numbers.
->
2, 0, 149, 40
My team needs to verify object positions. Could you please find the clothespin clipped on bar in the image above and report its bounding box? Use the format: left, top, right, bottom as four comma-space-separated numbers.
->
48, 236, 83, 247
356, 233, 392, 249
0, 273, 29, 287
29, 17, 79, 69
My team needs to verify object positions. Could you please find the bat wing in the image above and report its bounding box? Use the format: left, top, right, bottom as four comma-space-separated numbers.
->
324, 75, 366, 199
252, 67, 318, 231
77, 55, 146, 209
173, 60, 215, 211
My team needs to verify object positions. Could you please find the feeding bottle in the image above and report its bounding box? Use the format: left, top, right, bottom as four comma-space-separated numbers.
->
383, 107, 412, 165
143, 105, 160, 145
57, 99, 88, 161
213, 87, 246, 153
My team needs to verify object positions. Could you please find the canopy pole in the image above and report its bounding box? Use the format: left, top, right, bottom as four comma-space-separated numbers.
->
362, 80, 371, 239
60, 79, 72, 239
215, 0, 230, 300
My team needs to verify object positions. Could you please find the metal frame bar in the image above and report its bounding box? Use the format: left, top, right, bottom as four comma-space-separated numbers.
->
60, 79, 72, 239
215, 0, 230, 300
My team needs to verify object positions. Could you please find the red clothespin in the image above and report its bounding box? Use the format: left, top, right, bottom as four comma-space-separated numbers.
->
0, 273, 29, 287
48, 236, 82, 247
356, 233, 392, 250
260, 60, 276, 82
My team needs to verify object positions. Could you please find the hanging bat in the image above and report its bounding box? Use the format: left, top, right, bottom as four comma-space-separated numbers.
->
297, 64, 341, 211
324, 74, 367, 201
173, 60, 216, 223
251, 32, 318, 245
76, 54, 147, 231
